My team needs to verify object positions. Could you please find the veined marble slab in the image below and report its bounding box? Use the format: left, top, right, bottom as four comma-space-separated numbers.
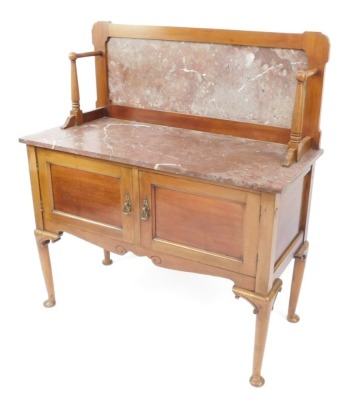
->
20, 117, 321, 193
107, 38, 307, 128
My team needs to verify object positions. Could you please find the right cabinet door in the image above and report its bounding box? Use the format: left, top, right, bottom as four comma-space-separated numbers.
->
139, 171, 260, 277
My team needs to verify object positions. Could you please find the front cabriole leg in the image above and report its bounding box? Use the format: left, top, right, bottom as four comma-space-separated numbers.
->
233, 278, 283, 387
34, 229, 62, 308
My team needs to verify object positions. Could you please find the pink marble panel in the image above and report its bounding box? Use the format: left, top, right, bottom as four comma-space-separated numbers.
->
107, 38, 307, 128
19, 117, 322, 193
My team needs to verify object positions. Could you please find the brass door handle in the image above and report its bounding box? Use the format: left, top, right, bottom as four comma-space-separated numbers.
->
122, 193, 132, 215
141, 196, 150, 221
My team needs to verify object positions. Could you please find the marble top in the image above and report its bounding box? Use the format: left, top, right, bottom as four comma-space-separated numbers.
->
19, 117, 322, 193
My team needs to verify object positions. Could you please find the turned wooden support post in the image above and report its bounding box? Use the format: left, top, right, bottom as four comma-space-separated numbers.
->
69, 52, 84, 125
233, 278, 283, 387
283, 68, 318, 167
290, 71, 310, 145
62, 51, 102, 129
34, 230, 62, 308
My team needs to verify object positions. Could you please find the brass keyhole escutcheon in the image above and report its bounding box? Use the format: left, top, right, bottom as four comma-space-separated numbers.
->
122, 193, 132, 215
141, 196, 150, 221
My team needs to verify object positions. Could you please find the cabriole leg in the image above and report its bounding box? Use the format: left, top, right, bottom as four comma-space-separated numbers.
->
34, 229, 62, 308
102, 249, 113, 266
233, 278, 283, 387
287, 241, 309, 323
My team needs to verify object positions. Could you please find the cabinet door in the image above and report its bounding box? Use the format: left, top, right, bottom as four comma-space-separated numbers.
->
37, 148, 134, 243
139, 172, 260, 276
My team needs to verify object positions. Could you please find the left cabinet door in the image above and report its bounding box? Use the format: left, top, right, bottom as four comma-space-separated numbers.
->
37, 148, 135, 243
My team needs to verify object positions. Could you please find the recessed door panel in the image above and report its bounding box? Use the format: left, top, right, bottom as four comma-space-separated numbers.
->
50, 164, 122, 227
155, 187, 244, 259
140, 171, 260, 276
37, 148, 134, 242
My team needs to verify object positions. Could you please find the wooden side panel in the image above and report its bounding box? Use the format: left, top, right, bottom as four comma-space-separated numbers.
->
275, 175, 304, 261
273, 168, 314, 278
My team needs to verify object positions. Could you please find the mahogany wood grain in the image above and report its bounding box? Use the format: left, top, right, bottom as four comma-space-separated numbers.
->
50, 164, 122, 227
36, 148, 135, 243
154, 186, 244, 259
255, 192, 279, 295
138, 171, 260, 276
275, 175, 304, 261
26, 146, 44, 230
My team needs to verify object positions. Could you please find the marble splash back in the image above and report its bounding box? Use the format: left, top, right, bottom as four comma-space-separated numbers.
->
107, 38, 307, 128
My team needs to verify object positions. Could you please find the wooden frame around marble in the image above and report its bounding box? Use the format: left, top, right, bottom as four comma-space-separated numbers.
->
63, 23, 329, 166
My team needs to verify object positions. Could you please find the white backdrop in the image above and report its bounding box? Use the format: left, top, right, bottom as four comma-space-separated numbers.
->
1, 1, 347, 399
